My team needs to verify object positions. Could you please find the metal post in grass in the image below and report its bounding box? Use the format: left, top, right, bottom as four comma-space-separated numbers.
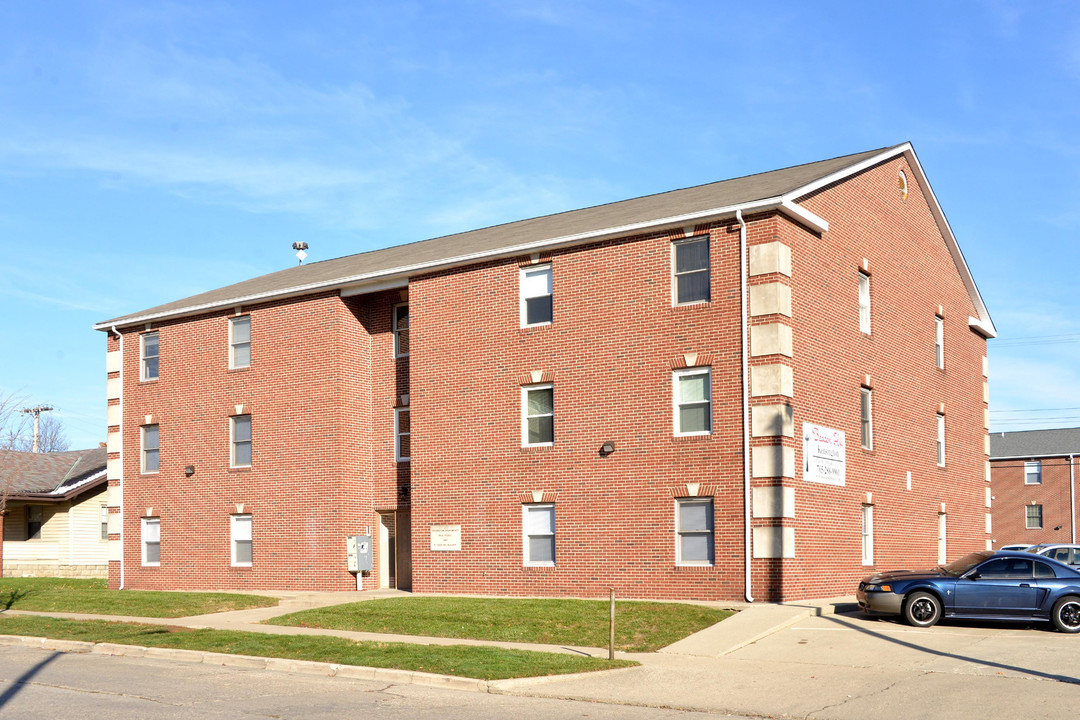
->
608, 588, 615, 661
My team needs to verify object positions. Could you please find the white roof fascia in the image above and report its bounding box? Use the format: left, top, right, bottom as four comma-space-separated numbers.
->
990, 453, 1080, 460
782, 142, 997, 339
94, 197, 785, 330
778, 199, 828, 233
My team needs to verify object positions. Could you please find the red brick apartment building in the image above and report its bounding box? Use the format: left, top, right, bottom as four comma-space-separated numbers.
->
990, 428, 1079, 548
94, 143, 997, 601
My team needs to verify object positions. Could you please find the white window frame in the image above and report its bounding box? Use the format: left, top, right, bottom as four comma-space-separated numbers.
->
860, 387, 873, 450
1026, 504, 1043, 530
141, 424, 160, 474
393, 303, 410, 358
141, 517, 160, 567
231, 514, 253, 567
229, 315, 251, 369
937, 512, 947, 565
673, 367, 712, 437
936, 413, 945, 467
671, 235, 711, 306
935, 315, 944, 369
521, 384, 554, 447
676, 497, 715, 566
141, 331, 159, 381
522, 503, 555, 567
858, 271, 871, 334
100, 505, 109, 541
230, 415, 252, 468
861, 504, 874, 565
520, 264, 553, 328
1024, 460, 1042, 485
395, 407, 411, 462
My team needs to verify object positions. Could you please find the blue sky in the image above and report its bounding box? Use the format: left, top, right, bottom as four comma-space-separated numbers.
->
1, 1, 1078, 448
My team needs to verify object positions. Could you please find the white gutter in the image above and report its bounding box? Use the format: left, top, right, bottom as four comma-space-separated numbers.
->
988, 453, 1080, 460
112, 325, 125, 590
737, 209, 753, 603
94, 197, 826, 331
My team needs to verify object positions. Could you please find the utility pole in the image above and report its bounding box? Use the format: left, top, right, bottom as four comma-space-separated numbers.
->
19, 405, 53, 453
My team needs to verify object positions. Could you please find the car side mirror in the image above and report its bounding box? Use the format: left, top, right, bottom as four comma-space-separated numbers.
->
966, 572, 981, 581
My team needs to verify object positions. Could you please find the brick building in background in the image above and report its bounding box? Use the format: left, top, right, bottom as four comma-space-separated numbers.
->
94, 142, 996, 601
989, 428, 1079, 548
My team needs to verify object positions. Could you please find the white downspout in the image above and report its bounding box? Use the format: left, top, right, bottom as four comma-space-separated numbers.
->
1070, 454, 1076, 544
112, 325, 125, 590
737, 209, 753, 603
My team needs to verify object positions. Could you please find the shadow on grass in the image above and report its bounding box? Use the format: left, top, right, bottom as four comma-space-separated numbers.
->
1, 589, 33, 611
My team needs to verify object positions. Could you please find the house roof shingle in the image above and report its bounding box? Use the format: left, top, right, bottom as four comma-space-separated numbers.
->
1, 447, 108, 497
95, 145, 899, 329
989, 428, 1080, 459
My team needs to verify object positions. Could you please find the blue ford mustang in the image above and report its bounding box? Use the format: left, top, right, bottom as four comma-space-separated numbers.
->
857, 550, 1080, 632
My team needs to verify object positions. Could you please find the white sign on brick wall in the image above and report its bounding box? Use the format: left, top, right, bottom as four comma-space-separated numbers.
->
430, 524, 461, 551
802, 422, 846, 486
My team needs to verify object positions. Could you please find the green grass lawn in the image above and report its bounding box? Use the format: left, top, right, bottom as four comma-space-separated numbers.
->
0, 616, 635, 680
0, 578, 277, 618
267, 597, 732, 652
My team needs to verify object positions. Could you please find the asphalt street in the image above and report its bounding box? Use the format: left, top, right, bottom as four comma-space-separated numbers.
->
0, 646, 746, 720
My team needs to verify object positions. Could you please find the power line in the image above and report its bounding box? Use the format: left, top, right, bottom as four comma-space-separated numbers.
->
990, 407, 1080, 414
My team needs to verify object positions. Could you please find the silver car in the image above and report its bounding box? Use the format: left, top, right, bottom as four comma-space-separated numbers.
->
1025, 544, 1080, 567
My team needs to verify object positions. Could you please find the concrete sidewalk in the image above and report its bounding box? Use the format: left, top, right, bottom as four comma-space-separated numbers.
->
0, 591, 872, 711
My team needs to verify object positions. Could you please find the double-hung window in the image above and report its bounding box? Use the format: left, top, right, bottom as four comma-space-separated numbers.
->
858, 272, 871, 334
935, 316, 944, 369
936, 413, 945, 467
523, 503, 555, 566
230, 316, 251, 369
673, 368, 712, 436
395, 407, 411, 462
1026, 504, 1043, 530
100, 506, 109, 541
231, 514, 253, 566
393, 304, 410, 357
1024, 461, 1042, 485
522, 384, 554, 447
520, 265, 553, 327
860, 388, 873, 450
231, 415, 252, 468
673, 236, 710, 305
142, 517, 160, 566
861, 505, 874, 565
141, 332, 159, 380
141, 424, 160, 474
676, 498, 714, 565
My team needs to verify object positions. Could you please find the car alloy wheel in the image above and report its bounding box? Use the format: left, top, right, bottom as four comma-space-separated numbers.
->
1052, 597, 1080, 633
903, 591, 941, 628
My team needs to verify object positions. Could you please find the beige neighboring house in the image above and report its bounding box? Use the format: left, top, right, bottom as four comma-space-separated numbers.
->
2, 447, 109, 578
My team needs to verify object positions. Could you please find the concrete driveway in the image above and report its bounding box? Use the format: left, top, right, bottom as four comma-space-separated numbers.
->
504, 607, 1080, 719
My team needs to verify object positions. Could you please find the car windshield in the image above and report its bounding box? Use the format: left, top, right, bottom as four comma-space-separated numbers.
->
941, 552, 989, 577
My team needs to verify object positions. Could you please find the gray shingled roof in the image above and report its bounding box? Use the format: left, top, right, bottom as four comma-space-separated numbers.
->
989, 428, 1080, 459
1, 447, 107, 496
96, 145, 899, 329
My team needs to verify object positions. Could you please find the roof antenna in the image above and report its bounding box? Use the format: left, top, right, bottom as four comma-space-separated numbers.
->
292, 242, 309, 265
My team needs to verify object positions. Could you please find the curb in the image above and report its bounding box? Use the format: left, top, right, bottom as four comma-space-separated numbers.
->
0, 634, 494, 692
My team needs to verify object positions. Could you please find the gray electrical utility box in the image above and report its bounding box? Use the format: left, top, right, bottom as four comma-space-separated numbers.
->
347, 535, 373, 573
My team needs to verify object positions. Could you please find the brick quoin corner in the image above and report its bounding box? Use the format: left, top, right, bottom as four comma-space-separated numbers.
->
101, 145, 993, 602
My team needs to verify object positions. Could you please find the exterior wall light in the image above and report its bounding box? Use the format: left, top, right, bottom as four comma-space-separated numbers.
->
184, 465, 196, 477
599, 441, 615, 456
